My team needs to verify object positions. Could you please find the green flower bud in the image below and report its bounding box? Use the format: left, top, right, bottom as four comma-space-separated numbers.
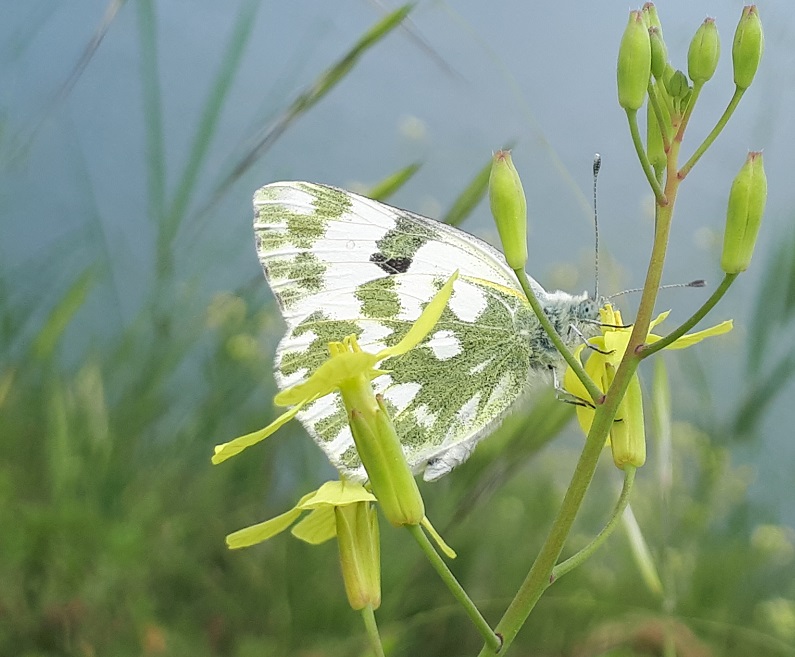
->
649, 26, 668, 80
732, 5, 764, 90
617, 10, 652, 111
688, 17, 720, 83
665, 69, 690, 99
610, 368, 646, 470
345, 389, 425, 526
642, 2, 663, 33
336, 501, 381, 610
721, 151, 767, 273
488, 150, 527, 270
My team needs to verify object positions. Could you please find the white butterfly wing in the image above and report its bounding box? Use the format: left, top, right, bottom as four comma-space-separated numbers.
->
254, 181, 544, 481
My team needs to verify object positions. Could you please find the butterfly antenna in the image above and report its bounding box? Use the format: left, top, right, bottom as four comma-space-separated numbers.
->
592, 153, 602, 300
609, 279, 706, 299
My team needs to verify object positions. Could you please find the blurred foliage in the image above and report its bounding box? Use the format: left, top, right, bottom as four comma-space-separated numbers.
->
1, 3, 794, 657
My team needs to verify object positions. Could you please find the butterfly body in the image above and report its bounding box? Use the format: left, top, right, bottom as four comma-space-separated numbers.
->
254, 181, 602, 482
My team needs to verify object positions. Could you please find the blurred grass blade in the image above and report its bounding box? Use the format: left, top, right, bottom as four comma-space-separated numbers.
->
622, 504, 663, 598
366, 162, 421, 201
32, 268, 95, 361
651, 358, 672, 495
208, 4, 412, 206
747, 228, 795, 376
136, 0, 167, 224
51, 0, 128, 111
165, 0, 261, 234
22, 0, 128, 153
442, 144, 515, 227
368, 0, 459, 79
732, 352, 795, 438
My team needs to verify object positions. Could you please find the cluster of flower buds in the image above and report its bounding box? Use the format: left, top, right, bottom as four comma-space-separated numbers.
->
617, 4, 767, 269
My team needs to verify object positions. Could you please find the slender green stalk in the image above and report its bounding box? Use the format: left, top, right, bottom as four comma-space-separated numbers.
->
136, 0, 166, 226
550, 466, 636, 582
166, 0, 260, 230
626, 108, 667, 203
647, 81, 671, 152
513, 269, 602, 403
477, 384, 626, 656
641, 273, 738, 357
206, 5, 412, 209
361, 605, 386, 657
679, 86, 745, 179
406, 524, 501, 652
674, 80, 703, 144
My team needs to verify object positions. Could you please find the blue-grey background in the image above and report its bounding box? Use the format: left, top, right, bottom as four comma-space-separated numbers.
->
1, 2, 792, 518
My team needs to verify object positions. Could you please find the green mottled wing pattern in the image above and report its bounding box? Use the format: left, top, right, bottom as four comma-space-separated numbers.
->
253, 181, 591, 482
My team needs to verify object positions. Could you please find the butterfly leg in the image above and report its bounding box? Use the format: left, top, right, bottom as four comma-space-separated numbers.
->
567, 323, 612, 355
551, 366, 594, 408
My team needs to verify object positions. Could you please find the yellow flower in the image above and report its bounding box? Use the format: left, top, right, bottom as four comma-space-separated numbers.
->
226, 480, 381, 609
225, 478, 456, 609
564, 304, 732, 469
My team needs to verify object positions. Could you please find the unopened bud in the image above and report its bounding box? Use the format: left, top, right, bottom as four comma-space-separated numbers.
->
346, 393, 425, 526
642, 2, 663, 33
489, 150, 528, 270
617, 10, 652, 111
336, 501, 381, 610
649, 27, 668, 80
665, 69, 690, 99
688, 18, 720, 83
721, 151, 767, 273
732, 5, 764, 90
610, 371, 646, 469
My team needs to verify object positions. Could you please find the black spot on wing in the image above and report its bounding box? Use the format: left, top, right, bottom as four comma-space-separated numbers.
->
370, 253, 412, 275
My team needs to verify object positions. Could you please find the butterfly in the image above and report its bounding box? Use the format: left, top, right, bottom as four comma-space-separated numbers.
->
254, 181, 603, 482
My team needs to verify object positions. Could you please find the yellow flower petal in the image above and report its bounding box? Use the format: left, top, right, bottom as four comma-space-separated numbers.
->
421, 516, 457, 559
298, 480, 377, 510
225, 506, 304, 550
212, 398, 313, 464
377, 271, 458, 359
291, 507, 337, 544
649, 319, 733, 350
649, 310, 671, 331
274, 352, 379, 407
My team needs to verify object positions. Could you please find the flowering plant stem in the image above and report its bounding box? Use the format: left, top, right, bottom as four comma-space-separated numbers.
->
679, 86, 745, 179
361, 605, 386, 657
407, 524, 502, 652
626, 108, 667, 203
479, 116, 694, 657
551, 465, 636, 582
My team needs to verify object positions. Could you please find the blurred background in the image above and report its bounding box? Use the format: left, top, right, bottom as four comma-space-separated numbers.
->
1, 1, 794, 655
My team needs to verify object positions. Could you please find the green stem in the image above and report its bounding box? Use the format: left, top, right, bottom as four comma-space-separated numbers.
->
647, 81, 671, 152
407, 524, 501, 652
626, 108, 667, 204
479, 106, 687, 655
477, 387, 624, 656
361, 605, 386, 657
550, 465, 636, 582
513, 269, 602, 404
675, 80, 703, 143
640, 273, 738, 358
679, 86, 745, 180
